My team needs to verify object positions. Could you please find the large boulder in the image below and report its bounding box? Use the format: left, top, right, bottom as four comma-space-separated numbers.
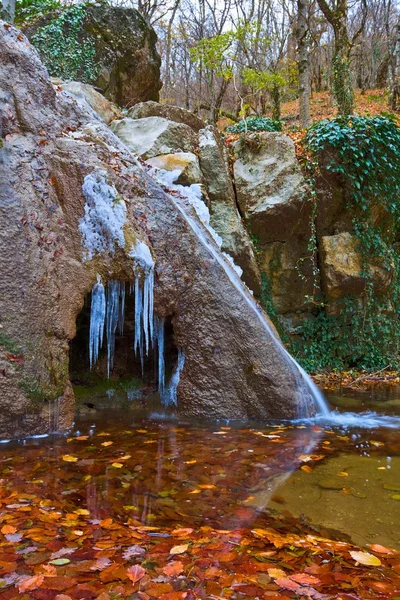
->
145, 152, 203, 186
110, 117, 197, 159
0, 23, 316, 439
320, 232, 392, 303
233, 132, 310, 243
198, 126, 261, 294
128, 101, 204, 132
56, 81, 120, 124
23, 4, 161, 106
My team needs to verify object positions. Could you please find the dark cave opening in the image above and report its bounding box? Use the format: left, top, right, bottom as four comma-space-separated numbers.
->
69, 282, 178, 410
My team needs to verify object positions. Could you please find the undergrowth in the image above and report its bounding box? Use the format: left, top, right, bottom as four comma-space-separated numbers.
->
226, 116, 282, 134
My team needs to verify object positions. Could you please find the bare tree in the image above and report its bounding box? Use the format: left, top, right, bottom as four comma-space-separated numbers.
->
390, 12, 400, 109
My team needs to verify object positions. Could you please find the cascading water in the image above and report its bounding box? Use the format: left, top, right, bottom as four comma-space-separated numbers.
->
150, 167, 330, 418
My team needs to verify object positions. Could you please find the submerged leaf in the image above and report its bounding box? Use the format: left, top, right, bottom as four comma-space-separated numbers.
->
349, 550, 381, 566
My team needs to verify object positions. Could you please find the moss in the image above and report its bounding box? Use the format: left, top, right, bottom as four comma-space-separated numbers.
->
0, 332, 22, 355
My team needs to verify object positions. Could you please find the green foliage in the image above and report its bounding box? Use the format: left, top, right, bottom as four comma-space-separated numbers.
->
0, 332, 22, 355
292, 296, 400, 372
31, 3, 100, 83
189, 31, 236, 80
291, 114, 400, 372
226, 116, 282, 134
15, 0, 61, 26
241, 68, 287, 94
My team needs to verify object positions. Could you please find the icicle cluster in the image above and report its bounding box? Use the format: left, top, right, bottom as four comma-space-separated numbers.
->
88, 268, 184, 407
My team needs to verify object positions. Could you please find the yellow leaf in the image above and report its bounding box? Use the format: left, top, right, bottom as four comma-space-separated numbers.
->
111, 463, 123, 468
199, 484, 217, 489
337, 472, 348, 477
185, 460, 197, 465
301, 465, 313, 473
189, 489, 201, 494
62, 455, 78, 462
75, 436, 89, 441
73, 530, 84, 536
267, 568, 286, 579
101, 441, 113, 447
349, 551, 381, 566
136, 429, 147, 433
170, 544, 189, 555
74, 509, 90, 516
119, 454, 131, 460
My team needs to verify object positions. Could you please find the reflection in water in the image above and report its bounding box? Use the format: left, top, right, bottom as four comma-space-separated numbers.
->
1, 407, 399, 550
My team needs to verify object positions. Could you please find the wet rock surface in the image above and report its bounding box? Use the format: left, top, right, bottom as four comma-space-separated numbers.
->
0, 24, 314, 439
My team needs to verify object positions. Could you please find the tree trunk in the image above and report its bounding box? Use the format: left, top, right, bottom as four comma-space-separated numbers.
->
2, 0, 15, 22
332, 23, 354, 116
297, 0, 310, 128
271, 84, 281, 121
390, 14, 400, 111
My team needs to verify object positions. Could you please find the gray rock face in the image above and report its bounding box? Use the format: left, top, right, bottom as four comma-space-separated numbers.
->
198, 126, 261, 294
57, 81, 120, 124
23, 4, 162, 107
320, 232, 392, 304
110, 117, 197, 159
0, 24, 315, 439
233, 132, 310, 243
145, 152, 203, 186
128, 101, 205, 132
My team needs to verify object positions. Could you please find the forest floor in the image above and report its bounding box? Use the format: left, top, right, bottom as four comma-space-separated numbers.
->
280, 88, 397, 128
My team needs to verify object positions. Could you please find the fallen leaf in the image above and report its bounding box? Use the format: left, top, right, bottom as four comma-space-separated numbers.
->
111, 463, 123, 468
19, 574, 45, 592
170, 544, 189, 555
50, 558, 71, 566
62, 455, 78, 463
163, 561, 184, 577
101, 441, 113, 447
268, 568, 286, 579
1, 524, 16, 535
349, 550, 381, 566
127, 564, 146, 583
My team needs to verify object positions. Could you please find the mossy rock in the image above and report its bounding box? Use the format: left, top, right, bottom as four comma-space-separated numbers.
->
23, 2, 161, 106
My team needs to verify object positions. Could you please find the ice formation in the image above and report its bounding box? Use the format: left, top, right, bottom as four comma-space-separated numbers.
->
79, 170, 127, 261
89, 275, 106, 370
154, 316, 165, 398
161, 350, 185, 407
130, 242, 155, 365
106, 280, 125, 377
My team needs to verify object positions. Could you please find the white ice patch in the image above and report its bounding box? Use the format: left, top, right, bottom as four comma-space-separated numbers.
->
89, 275, 106, 370
79, 170, 127, 261
149, 167, 223, 248
223, 252, 243, 278
129, 241, 155, 273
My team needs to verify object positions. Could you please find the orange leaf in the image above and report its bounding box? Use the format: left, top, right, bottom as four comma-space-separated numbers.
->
171, 528, 193, 537
127, 564, 146, 583
19, 574, 45, 592
1, 524, 16, 535
163, 561, 184, 577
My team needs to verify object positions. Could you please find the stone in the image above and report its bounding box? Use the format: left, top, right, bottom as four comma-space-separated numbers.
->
0, 23, 316, 439
58, 82, 120, 124
320, 232, 392, 303
110, 117, 197, 159
128, 101, 204, 132
145, 153, 203, 186
198, 126, 261, 294
260, 239, 320, 314
23, 4, 161, 106
233, 132, 310, 244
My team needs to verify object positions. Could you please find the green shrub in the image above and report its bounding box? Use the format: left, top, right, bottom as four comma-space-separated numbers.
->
226, 116, 282, 134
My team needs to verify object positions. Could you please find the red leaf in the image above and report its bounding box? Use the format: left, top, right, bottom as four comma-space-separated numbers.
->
163, 561, 184, 577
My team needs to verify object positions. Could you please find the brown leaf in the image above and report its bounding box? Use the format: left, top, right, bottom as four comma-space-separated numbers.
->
127, 564, 146, 583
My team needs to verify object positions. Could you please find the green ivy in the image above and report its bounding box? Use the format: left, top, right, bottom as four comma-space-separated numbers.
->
15, 0, 61, 26
226, 117, 282, 134
32, 3, 100, 83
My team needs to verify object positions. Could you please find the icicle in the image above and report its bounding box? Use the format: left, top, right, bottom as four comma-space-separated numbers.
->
134, 277, 144, 372
162, 349, 185, 407
89, 275, 106, 370
154, 316, 165, 398
118, 282, 125, 335
149, 269, 154, 344
106, 280, 120, 378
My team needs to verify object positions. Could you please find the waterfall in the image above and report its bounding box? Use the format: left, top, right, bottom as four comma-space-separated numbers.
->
89, 275, 106, 370
161, 349, 185, 407
151, 168, 330, 417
